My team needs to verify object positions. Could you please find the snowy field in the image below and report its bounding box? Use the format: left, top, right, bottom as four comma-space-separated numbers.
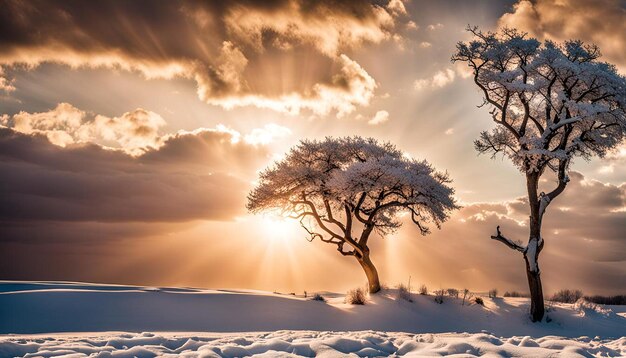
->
3, 330, 626, 357
1, 281, 625, 357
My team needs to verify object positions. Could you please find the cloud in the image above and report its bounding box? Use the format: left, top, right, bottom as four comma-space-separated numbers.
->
0, 102, 295, 225
0, 0, 406, 116
0, 67, 14, 93
499, 0, 626, 72
406, 21, 419, 31
427, 23, 444, 30
1, 103, 166, 155
598, 164, 615, 174
597, 143, 626, 176
1, 103, 294, 155
222, 1, 396, 56
368, 110, 390, 125
414, 68, 456, 90
203, 54, 377, 117
386, 0, 408, 17
0, 124, 271, 224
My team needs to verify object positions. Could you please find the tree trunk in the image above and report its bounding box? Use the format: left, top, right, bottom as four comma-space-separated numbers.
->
525, 172, 545, 322
357, 254, 381, 293
525, 256, 545, 322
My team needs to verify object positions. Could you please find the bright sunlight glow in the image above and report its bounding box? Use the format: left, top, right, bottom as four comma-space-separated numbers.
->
260, 215, 301, 242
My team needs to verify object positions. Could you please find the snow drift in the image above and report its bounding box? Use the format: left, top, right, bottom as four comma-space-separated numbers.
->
1, 281, 625, 357
2, 331, 625, 357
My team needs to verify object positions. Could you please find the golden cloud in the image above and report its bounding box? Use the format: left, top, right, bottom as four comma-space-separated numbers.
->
414, 68, 456, 90
0, 103, 293, 156
368, 110, 390, 125
0, 0, 405, 116
499, 0, 626, 72
203, 54, 377, 116
1, 103, 166, 155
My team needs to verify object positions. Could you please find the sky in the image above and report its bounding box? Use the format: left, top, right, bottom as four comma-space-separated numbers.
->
0, 0, 625, 296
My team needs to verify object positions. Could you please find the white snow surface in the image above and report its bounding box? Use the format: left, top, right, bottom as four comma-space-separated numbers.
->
1, 281, 625, 357
2, 331, 625, 357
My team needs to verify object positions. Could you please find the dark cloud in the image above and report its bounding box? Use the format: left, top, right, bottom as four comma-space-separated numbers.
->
0, 0, 405, 115
0, 0, 387, 54
0, 125, 270, 224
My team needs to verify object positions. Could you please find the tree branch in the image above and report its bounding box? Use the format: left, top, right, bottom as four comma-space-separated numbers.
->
344, 204, 353, 240
323, 199, 346, 235
490, 226, 525, 252
292, 199, 344, 241
353, 192, 369, 224
300, 216, 356, 256
410, 208, 430, 235
545, 159, 570, 201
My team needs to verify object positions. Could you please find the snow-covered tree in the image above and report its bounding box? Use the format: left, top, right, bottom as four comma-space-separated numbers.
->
247, 137, 458, 293
453, 27, 626, 322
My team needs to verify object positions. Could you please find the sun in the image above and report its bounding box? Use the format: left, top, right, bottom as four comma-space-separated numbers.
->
260, 215, 301, 242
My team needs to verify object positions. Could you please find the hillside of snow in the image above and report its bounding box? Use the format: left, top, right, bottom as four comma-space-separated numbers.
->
1, 281, 625, 357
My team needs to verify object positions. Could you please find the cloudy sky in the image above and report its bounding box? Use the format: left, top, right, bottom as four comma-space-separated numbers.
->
1, 0, 625, 295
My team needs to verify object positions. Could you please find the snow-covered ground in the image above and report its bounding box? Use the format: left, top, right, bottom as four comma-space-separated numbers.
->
1, 281, 625, 357
3, 331, 625, 357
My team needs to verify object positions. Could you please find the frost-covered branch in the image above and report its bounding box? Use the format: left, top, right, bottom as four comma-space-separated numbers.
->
453, 28, 626, 176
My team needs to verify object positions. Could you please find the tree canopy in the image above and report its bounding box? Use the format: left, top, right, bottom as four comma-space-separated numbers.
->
247, 136, 458, 256
453, 27, 626, 180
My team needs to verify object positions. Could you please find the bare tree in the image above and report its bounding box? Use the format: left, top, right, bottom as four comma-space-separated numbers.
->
453, 27, 626, 321
247, 136, 458, 293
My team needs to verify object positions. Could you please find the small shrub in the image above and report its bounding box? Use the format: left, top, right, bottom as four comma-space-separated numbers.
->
312, 293, 326, 302
504, 291, 527, 298
446, 288, 459, 298
488, 289, 498, 298
434, 289, 445, 304
550, 289, 583, 304
418, 284, 428, 295
397, 283, 413, 302
475, 297, 484, 306
461, 288, 473, 306
304, 290, 307, 298
345, 287, 367, 305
